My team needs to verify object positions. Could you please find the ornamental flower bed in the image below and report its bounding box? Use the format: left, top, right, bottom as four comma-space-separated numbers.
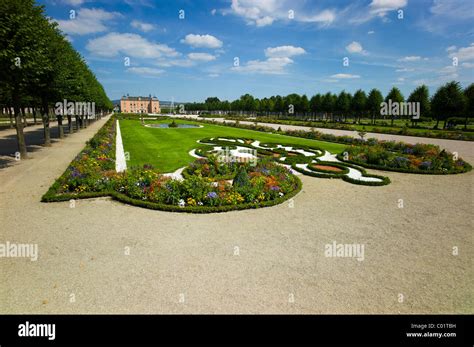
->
341, 142, 471, 174
42, 118, 117, 199
116, 159, 299, 208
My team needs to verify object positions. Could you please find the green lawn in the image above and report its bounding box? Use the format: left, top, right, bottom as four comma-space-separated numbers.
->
120, 118, 346, 172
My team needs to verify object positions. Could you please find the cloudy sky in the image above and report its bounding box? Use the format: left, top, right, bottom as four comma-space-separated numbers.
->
40, 0, 474, 101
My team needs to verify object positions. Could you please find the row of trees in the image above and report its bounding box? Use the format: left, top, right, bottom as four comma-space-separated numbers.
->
185, 82, 474, 129
0, 0, 113, 158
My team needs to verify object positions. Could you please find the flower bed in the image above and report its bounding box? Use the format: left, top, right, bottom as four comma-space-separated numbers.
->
42, 117, 117, 200
42, 122, 301, 212
115, 160, 300, 210
339, 142, 472, 174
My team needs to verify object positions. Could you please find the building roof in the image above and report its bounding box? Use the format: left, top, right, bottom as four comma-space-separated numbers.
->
121, 95, 159, 101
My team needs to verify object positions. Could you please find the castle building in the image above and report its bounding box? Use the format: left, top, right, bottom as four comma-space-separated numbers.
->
120, 94, 160, 114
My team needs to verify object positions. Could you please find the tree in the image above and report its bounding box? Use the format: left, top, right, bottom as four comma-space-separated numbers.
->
300, 94, 310, 117
463, 83, 474, 130
385, 87, 404, 126
321, 92, 335, 120
309, 94, 322, 119
431, 81, 466, 129
0, 0, 51, 157
407, 85, 430, 126
336, 91, 351, 122
367, 89, 384, 124
351, 90, 367, 124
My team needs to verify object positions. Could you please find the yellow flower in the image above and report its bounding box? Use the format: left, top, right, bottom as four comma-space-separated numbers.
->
187, 197, 197, 206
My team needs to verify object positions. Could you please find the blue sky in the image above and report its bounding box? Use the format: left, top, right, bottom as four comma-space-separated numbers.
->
39, 0, 474, 102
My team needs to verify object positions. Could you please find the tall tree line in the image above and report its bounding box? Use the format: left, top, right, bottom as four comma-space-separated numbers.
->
0, 0, 112, 159
186, 82, 474, 130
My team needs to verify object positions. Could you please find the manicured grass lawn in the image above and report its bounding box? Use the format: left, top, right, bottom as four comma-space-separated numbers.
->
120, 118, 347, 172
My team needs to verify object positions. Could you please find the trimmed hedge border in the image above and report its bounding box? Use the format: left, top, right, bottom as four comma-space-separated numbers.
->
307, 161, 350, 175
43, 176, 303, 213
336, 154, 473, 175
292, 162, 390, 186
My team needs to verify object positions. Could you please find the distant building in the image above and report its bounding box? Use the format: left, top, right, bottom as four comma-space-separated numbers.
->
120, 94, 160, 114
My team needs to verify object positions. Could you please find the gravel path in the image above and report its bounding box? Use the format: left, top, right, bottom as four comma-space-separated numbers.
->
1, 114, 472, 314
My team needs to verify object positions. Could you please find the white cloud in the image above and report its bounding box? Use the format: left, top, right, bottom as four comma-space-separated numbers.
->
211, 9, 217, 15
233, 57, 294, 74
180, 34, 223, 48
61, 0, 88, 5
264, 46, 306, 58
131, 20, 155, 32
446, 45, 457, 52
155, 59, 194, 67
330, 73, 361, 79
396, 68, 414, 72
233, 44, 306, 74
188, 53, 216, 62
345, 41, 367, 54
448, 43, 474, 62
256, 16, 274, 27
86, 32, 178, 58
127, 67, 164, 76
370, 0, 407, 16
368, 30, 375, 34
419, 0, 474, 34
430, 0, 474, 20
228, 0, 336, 27
349, 0, 407, 24
208, 73, 219, 78
462, 62, 474, 68
56, 8, 120, 35
398, 56, 422, 62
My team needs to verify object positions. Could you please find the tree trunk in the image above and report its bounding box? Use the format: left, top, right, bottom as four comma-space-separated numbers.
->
75, 115, 80, 131
391, 115, 394, 127
67, 114, 73, 134
57, 114, 64, 138
434, 118, 440, 129
8, 107, 14, 128
22, 108, 27, 127
42, 100, 51, 146
464, 115, 468, 130
33, 107, 38, 124
13, 92, 28, 159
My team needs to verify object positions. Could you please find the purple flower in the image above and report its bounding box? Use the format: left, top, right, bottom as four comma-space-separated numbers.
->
270, 186, 280, 191
419, 161, 432, 170
207, 191, 218, 199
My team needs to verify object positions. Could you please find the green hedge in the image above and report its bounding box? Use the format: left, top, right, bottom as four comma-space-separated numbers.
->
306, 161, 350, 175
291, 162, 390, 186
